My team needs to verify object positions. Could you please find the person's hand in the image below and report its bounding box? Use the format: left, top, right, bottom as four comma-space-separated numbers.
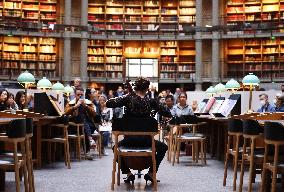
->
74, 100, 82, 109
81, 99, 87, 107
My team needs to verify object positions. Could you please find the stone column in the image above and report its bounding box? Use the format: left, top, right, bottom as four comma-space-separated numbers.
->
195, 0, 202, 90
63, 0, 72, 83
80, 32, 88, 88
81, 0, 88, 26
63, 33, 71, 82
212, 0, 220, 83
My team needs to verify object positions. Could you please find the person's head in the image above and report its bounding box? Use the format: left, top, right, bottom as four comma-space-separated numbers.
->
276, 95, 284, 108
165, 95, 174, 108
15, 91, 26, 107
166, 89, 171, 95
281, 85, 284, 92
109, 90, 114, 95
161, 90, 167, 98
175, 88, 181, 94
191, 100, 198, 111
6, 92, 15, 106
0, 89, 8, 103
259, 94, 269, 106
133, 77, 150, 94
150, 84, 156, 92
75, 87, 84, 101
73, 77, 81, 88
99, 95, 107, 107
178, 92, 187, 105
117, 86, 123, 93
100, 86, 105, 92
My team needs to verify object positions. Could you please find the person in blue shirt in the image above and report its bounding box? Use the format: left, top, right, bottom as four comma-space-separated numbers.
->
257, 93, 275, 113
275, 95, 284, 112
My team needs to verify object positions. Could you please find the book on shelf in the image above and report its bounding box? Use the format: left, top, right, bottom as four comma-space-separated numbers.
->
88, 48, 104, 55
106, 56, 122, 63
179, 0, 195, 7
144, 1, 159, 7
179, 8, 196, 15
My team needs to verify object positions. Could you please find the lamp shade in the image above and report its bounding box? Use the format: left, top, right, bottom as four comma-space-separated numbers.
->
242, 73, 260, 86
37, 77, 52, 89
17, 71, 35, 84
206, 86, 216, 95
64, 85, 74, 94
214, 83, 226, 94
52, 81, 65, 92
225, 79, 240, 90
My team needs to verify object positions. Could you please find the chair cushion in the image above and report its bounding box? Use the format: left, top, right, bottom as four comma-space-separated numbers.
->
112, 117, 158, 132
243, 119, 263, 135
264, 122, 284, 141
118, 146, 152, 153
228, 119, 243, 133
7, 119, 26, 138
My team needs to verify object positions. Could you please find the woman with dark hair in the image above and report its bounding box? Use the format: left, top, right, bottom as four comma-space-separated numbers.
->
15, 91, 26, 110
106, 77, 171, 184
0, 89, 8, 111
172, 92, 193, 117
6, 92, 19, 110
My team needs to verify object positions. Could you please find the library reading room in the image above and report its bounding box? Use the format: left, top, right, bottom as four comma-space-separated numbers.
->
2, 0, 284, 191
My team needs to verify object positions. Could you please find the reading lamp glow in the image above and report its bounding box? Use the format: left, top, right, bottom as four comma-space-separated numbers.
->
206, 86, 216, 97
214, 83, 226, 96
52, 81, 65, 100
242, 73, 260, 111
37, 77, 52, 92
225, 79, 240, 92
17, 71, 35, 110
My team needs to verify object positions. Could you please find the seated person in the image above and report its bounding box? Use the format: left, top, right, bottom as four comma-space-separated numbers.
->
15, 91, 26, 110
257, 93, 275, 113
64, 87, 97, 157
6, 92, 19, 111
98, 95, 112, 155
106, 77, 172, 184
275, 94, 284, 112
172, 92, 194, 117
165, 95, 175, 116
0, 89, 8, 111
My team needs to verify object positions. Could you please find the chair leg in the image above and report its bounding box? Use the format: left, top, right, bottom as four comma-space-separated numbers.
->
81, 127, 87, 159
152, 150, 157, 191
13, 143, 20, 192
271, 145, 279, 192
239, 138, 246, 192
172, 138, 177, 166
260, 143, 268, 192
26, 138, 34, 192
111, 148, 117, 190
21, 142, 29, 192
248, 138, 255, 192
204, 139, 207, 165
223, 135, 231, 186
117, 155, 121, 186
177, 141, 181, 164
77, 136, 81, 161
233, 135, 240, 191
192, 141, 195, 162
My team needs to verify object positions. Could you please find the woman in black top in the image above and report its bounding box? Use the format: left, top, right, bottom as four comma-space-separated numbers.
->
15, 91, 26, 110
106, 77, 172, 184
0, 89, 8, 111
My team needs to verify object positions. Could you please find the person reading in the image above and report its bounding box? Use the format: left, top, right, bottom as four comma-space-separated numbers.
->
106, 77, 172, 184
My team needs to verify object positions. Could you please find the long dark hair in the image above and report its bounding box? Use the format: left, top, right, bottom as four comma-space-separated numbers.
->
15, 91, 25, 110
0, 89, 8, 103
133, 77, 150, 92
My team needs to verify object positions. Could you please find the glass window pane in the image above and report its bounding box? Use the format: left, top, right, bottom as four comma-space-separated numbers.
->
129, 64, 140, 77
141, 65, 153, 77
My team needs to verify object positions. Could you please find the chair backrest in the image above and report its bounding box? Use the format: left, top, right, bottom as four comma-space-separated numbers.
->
170, 115, 198, 125
112, 117, 158, 132
26, 118, 33, 134
243, 119, 263, 135
264, 121, 284, 141
228, 118, 243, 133
7, 119, 26, 138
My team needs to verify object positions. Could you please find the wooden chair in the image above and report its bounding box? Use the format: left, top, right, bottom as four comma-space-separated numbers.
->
91, 131, 102, 158
68, 122, 86, 161
111, 131, 158, 191
164, 124, 174, 162
261, 122, 284, 192
41, 122, 71, 168
239, 119, 264, 192
25, 118, 35, 192
0, 119, 28, 192
223, 119, 243, 191
171, 123, 207, 166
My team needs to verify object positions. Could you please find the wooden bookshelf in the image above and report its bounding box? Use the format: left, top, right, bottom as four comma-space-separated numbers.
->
226, 0, 284, 24
0, 36, 58, 78
88, 0, 196, 35
178, 41, 196, 79
1, 0, 58, 23
87, 40, 195, 80
160, 40, 178, 79
225, 37, 284, 79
